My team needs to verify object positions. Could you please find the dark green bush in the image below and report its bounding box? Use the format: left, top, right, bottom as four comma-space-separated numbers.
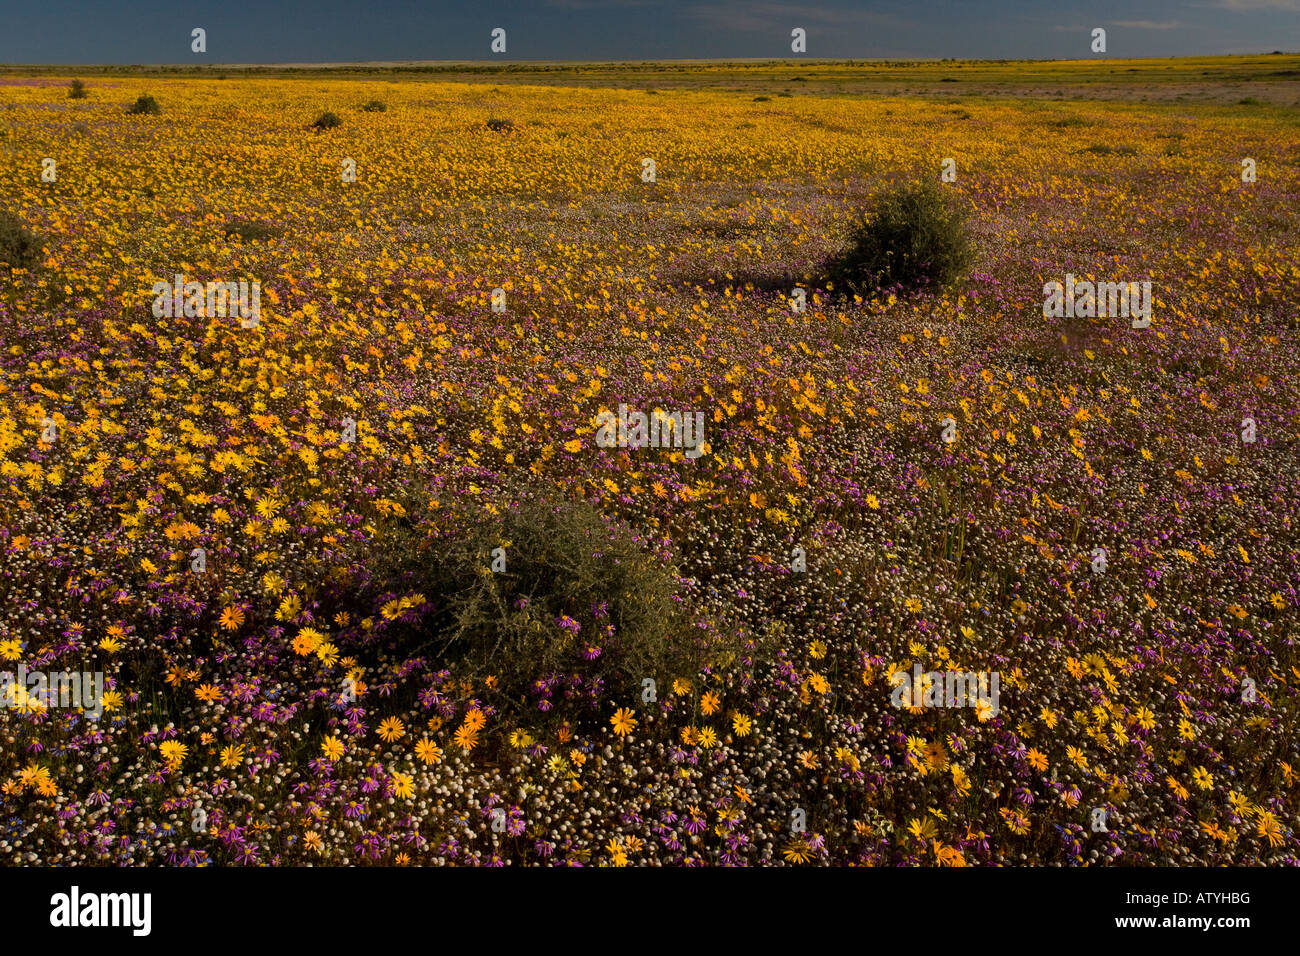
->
485, 117, 515, 132
0, 210, 42, 271
222, 219, 280, 243
830, 178, 974, 295
310, 111, 342, 130
1081, 144, 1138, 157
127, 94, 160, 115
379, 500, 724, 726
68, 79, 87, 99
360, 100, 387, 112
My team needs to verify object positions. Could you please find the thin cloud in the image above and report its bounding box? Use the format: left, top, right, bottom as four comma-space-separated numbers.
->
1112, 20, 1185, 29
1216, 0, 1300, 10
686, 1, 897, 34
543, 0, 653, 8
1053, 21, 1183, 31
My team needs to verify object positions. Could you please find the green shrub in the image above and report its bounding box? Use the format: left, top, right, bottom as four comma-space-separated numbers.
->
127, 94, 160, 115
68, 79, 87, 99
1082, 144, 1138, 156
222, 219, 280, 243
310, 111, 342, 130
830, 178, 974, 295
360, 100, 387, 112
379, 500, 722, 726
485, 117, 515, 132
0, 210, 42, 271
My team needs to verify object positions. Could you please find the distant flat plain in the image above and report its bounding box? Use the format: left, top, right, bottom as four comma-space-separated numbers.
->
4, 55, 1300, 106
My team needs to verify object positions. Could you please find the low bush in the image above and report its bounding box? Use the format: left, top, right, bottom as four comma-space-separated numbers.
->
0, 209, 43, 271
372, 499, 723, 727
222, 219, 280, 243
127, 94, 160, 115
829, 178, 974, 295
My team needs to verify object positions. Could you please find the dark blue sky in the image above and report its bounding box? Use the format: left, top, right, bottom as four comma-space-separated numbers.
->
1, 0, 1297, 64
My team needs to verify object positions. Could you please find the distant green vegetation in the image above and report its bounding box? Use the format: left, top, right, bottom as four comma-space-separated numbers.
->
0, 209, 43, 271
126, 93, 160, 114
3, 54, 1297, 101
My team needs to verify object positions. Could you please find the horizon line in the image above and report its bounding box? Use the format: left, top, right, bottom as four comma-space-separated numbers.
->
3, 51, 1297, 70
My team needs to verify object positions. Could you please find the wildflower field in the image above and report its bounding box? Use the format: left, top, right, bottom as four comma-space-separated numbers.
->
2, 59, 1299, 867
